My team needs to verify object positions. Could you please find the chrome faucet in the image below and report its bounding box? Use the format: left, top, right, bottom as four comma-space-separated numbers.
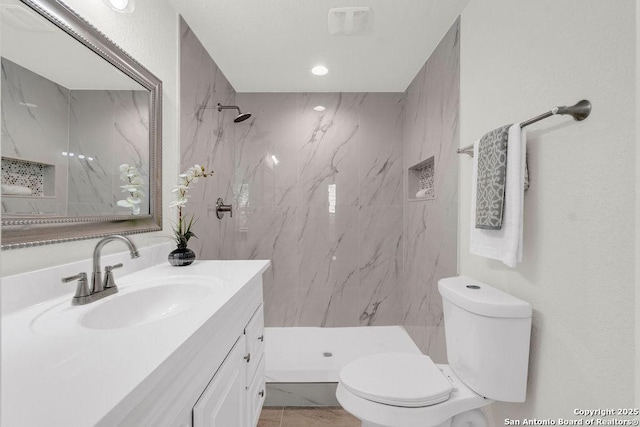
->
62, 234, 139, 305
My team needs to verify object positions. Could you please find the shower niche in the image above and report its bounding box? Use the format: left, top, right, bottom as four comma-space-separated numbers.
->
1, 157, 55, 198
407, 156, 435, 201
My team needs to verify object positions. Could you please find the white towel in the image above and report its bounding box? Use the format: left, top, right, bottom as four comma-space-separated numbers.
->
470, 124, 526, 267
1, 184, 33, 196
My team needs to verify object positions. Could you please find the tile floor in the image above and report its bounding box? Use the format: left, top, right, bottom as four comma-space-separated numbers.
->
258, 406, 360, 427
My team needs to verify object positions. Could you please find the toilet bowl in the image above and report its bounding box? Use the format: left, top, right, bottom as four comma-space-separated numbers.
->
337, 276, 532, 427
336, 354, 490, 427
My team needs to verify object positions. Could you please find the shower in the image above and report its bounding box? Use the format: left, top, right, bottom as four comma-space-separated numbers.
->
216, 103, 252, 123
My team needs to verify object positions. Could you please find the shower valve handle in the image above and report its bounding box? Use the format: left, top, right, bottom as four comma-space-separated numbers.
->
216, 198, 233, 219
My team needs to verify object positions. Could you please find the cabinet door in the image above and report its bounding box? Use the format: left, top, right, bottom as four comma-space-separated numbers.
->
246, 355, 266, 427
244, 304, 265, 386
193, 335, 247, 427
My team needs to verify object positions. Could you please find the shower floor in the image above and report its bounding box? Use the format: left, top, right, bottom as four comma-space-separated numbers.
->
264, 326, 421, 406
265, 326, 421, 383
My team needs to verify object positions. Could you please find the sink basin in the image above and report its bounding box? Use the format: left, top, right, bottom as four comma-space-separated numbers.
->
31, 275, 228, 335
81, 283, 212, 329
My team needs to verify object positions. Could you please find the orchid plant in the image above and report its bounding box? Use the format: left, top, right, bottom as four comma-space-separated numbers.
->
170, 164, 213, 247
117, 164, 144, 215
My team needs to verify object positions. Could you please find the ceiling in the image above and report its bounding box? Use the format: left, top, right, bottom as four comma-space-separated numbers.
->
167, 0, 468, 93
1, 0, 145, 90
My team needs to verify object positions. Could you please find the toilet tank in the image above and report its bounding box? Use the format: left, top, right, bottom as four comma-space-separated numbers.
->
438, 276, 532, 402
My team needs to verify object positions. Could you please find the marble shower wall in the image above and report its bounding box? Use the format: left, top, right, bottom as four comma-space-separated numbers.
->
1, 58, 69, 216
1, 58, 149, 217
178, 17, 460, 357
402, 19, 460, 360
235, 92, 405, 327
179, 17, 237, 259
67, 90, 150, 216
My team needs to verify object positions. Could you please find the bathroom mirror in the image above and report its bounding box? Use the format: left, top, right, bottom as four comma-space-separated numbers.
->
1, 0, 162, 249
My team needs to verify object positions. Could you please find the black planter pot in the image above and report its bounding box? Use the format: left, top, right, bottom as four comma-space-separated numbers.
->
167, 244, 196, 267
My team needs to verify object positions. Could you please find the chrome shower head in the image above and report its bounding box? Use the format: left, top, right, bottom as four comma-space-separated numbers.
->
217, 103, 252, 123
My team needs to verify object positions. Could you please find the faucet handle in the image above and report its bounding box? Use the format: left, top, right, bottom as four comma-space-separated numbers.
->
62, 272, 91, 303
105, 263, 123, 272
62, 272, 86, 283
103, 263, 123, 290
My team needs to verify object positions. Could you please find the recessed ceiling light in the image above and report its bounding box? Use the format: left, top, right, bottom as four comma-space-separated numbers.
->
313, 105, 326, 112
311, 65, 329, 76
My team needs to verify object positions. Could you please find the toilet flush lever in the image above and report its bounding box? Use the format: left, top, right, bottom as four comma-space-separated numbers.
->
216, 198, 233, 219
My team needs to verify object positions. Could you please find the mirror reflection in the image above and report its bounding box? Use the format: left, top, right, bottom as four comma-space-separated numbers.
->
1, 0, 151, 218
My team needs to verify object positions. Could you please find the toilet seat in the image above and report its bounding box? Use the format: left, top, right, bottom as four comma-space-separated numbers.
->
337, 363, 492, 427
339, 353, 454, 407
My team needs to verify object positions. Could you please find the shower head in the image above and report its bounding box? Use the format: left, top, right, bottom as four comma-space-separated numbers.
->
217, 103, 252, 123
234, 112, 252, 123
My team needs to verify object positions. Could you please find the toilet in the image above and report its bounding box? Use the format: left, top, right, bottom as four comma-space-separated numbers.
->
336, 276, 532, 427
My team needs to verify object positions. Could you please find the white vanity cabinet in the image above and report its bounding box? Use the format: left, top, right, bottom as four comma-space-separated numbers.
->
193, 335, 247, 427
244, 305, 266, 426
95, 263, 270, 427
3, 260, 271, 427
194, 304, 266, 427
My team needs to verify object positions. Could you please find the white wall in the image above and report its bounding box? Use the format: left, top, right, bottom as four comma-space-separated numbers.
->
1, 0, 179, 276
459, 0, 635, 420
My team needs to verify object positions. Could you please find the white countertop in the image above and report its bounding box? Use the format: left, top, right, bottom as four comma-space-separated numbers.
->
1, 260, 270, 427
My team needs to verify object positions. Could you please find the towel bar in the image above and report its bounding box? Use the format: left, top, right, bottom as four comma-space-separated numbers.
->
457, 99, 592, 157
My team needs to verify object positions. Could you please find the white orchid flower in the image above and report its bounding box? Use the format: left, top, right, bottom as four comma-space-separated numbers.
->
170, 165, 214, 246
117, 164, 145, 215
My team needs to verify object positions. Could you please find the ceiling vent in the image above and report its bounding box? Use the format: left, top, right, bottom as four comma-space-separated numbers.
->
328, 7, 370, 36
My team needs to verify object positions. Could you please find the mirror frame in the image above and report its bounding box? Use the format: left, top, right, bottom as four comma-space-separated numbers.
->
1, 0, 162, 249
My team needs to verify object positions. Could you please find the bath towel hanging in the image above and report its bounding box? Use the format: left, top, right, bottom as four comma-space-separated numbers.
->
475, 124, 511, 230
470, 124, 526, 268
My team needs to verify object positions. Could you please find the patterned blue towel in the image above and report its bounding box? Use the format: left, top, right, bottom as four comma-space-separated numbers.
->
475, 125, 511, 230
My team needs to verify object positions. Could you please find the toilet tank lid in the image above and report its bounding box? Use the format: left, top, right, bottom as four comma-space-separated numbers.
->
438, 276, 532, 318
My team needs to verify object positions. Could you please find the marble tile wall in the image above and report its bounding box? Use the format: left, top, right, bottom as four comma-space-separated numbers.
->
111, 90, 151, 213
178, 17, 460, 357
1, 57, 150, 217
402, 19, 460, 360
67, 90, 149, 216
1, 58, 69, 216
179, 16, 237, 259
235, 92, 404, 327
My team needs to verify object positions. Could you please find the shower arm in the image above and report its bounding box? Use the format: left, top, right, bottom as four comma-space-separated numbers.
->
216, 104, 241, 114
201, 103, 252, 123
201, 104, 240, 113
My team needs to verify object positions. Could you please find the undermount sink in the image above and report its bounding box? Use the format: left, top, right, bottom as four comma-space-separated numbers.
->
31, 275, 228, 335
81, 283, 212, 329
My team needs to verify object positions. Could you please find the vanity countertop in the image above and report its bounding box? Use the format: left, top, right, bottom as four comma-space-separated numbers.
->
1, 260, 270, 427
